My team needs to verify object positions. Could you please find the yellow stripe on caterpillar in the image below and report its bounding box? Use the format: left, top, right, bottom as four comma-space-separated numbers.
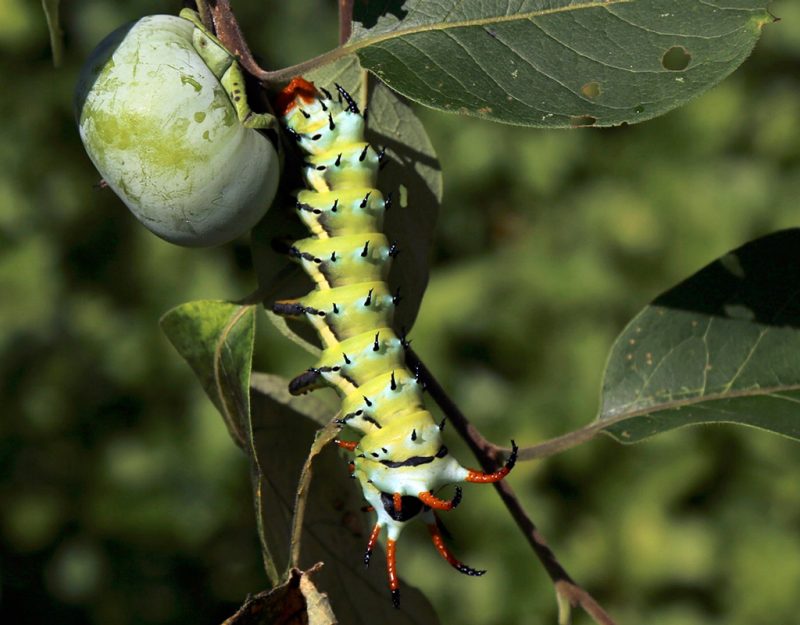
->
296, 188, 386, 239
292, 233, 391, 290
341, 369, 425, 434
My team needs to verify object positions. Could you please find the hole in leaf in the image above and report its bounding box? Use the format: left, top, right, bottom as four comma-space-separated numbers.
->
581, 81, 601, 99
570, 115, 597, 127
662, 46, 691, 71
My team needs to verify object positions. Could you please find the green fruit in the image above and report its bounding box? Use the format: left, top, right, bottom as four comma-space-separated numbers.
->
75, 13, 280, 247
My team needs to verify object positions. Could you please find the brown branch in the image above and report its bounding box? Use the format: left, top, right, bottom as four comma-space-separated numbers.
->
339, 0, 354, 44
198, 0, 355, 85
406, 349, 617, 625
205, 0, 271, 80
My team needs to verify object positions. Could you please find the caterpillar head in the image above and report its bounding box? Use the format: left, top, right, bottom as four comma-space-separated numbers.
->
276, 78, 366, 155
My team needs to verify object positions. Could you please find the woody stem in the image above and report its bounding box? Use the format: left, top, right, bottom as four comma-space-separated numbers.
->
405, 349, 617, 625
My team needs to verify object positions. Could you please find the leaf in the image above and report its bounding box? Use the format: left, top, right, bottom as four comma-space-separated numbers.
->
251, 200, 320, 355
160, 300, 256, 449
599, 229, 800, 443
348, 0, 773, 127
41, 0, 64, 67
367, 66, 442, 333
220, 567, 336, 625
249, 377, 441, 624
252, 54, 441, 349
250, 372, 336, 427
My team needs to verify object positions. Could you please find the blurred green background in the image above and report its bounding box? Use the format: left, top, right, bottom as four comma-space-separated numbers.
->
2, 1, 800, 624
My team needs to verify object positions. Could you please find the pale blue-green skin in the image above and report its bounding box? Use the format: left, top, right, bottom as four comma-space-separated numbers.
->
76, 15, 279, 247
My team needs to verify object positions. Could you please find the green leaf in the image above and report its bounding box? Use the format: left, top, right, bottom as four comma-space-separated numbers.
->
161, 303, 293, 584
348, 0, 774, 127
367, 65, 443, 333
160, 300, 256, 450
599, 229, 800, 443
41, 0, 64, 67
250, 372, 336, 427
252, 54, 441, 343
249, 377, 441, 624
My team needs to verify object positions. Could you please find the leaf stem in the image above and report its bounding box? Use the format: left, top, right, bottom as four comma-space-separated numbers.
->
406, 349, 617, 625
508, 421, 608, 461
258, 49, 352, 84
41, 0, 65, 67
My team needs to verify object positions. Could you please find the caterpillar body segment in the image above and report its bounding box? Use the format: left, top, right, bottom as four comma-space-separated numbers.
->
274, 77, 516, 607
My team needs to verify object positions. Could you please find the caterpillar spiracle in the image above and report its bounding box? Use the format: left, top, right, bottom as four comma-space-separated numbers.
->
272, 78, 517, 608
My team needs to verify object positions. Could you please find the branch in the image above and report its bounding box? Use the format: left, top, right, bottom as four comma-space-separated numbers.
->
205, 0, 272, 80
339, 0, 354, 45
405, 349, 617, 625
200, 0, 353, 84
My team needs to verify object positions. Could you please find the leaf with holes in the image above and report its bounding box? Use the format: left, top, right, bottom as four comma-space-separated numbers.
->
347, 0, 774, 127
599, 229, 800, 443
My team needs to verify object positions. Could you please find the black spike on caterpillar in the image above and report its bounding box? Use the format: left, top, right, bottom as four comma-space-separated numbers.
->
273, 78, 517, 607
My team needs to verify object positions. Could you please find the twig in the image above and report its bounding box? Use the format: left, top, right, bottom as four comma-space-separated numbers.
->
193, 0, 366, 85
197, 0, 351, 84
205, 0, 272, 80
339, 0, 354, 45
406, 349, 617, 625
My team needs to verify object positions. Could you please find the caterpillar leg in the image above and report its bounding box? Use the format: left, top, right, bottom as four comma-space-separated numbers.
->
386, 537, 400, 608
465, 440, 519, 483
364, 522, 382, 566
427, 515, 486, 577
418, 487, 462, 511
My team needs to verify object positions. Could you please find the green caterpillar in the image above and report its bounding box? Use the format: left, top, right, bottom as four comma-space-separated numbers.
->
273, 78, 517, 608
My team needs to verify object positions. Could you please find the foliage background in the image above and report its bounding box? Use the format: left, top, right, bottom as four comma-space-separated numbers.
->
1, 1, 799, 624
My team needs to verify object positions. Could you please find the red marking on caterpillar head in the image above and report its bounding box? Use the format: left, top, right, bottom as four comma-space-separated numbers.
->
275, 77, 318, 115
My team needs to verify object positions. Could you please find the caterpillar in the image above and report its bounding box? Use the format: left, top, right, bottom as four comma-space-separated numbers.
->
272, 78, 517, 608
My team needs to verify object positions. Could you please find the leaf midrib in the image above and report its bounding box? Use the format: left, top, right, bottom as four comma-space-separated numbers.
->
601, 382, 800, 422
347, 0, 632, 52
213, 303, 254, 446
